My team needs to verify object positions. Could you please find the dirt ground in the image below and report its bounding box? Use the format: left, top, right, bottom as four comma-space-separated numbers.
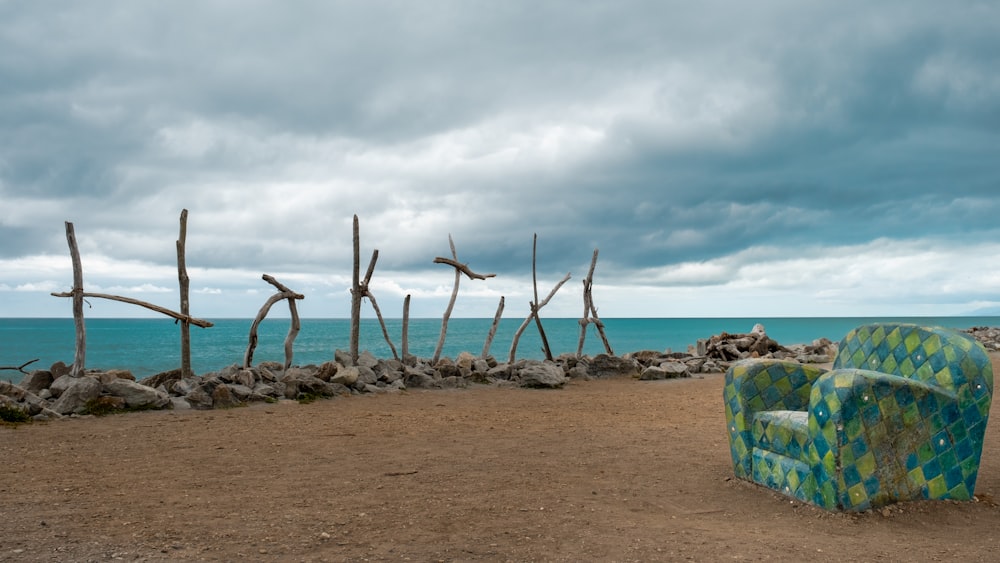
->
3, 356, 1000, 562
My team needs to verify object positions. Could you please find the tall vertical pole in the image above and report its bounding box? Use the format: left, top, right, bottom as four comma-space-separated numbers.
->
65, 222, 86, 378
349, 215, 361, 366
177, 209, 192, 378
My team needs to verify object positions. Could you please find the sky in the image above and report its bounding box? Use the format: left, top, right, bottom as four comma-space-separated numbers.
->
1, 1, 999, 320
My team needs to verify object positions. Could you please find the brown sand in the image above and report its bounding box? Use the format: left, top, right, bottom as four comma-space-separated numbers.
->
2, 356, 1000, 562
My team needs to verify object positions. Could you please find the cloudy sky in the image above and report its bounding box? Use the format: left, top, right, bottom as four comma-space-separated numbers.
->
1, 1, 998, 320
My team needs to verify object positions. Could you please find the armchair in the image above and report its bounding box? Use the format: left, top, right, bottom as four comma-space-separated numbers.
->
723, 323, 993, 511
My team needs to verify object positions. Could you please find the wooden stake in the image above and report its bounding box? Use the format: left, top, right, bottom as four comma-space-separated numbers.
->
531, 234, 554, 361
177, 209, 192, 378
243, 275, 304, 370
402, 294, 411, 363
349, 215, 361, 366
577, 248, 613, 357
482, 296, 505, 359
65, 222, 86, 378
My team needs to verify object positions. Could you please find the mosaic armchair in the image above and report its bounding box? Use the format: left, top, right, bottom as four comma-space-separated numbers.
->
724, 323, 993, 511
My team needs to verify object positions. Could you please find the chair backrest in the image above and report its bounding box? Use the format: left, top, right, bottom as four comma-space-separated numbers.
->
833, 323, 993, 396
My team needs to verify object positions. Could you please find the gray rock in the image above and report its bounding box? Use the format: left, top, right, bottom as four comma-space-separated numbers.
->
50, 376, 103, 415
104, 379, 170, 409
639, 366, 667, 380
659, 361, 690, 378
211, 385, 242, 408
19, 370, 53, 394
48, 374, 76, 398
49, 361, 71, 379
519, 362, 568, 388
331, 366, 359, 386
184, 386, 215, 409
585, 354, 640, 378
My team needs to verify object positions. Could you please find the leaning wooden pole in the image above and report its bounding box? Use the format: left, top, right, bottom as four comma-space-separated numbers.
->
508, 272, 571, 364
177, 209, 192, 378
531, 234, 554, 361
482, 296, 505, 359
349, 215, 361, 366
433, 235, 461, 364
65, 222, 86, 378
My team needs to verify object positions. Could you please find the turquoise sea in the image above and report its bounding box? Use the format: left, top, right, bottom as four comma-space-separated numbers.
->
2, 316, 999, 381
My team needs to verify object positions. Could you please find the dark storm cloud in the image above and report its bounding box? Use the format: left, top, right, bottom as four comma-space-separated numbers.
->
1, 1, 998, 317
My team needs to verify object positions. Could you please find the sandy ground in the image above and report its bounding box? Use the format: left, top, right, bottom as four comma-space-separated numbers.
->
2, 356, 1000, 562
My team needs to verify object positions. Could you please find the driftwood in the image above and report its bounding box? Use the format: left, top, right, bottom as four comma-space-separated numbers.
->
52, 215, 212, 379
65, 222, 86, 377
508, 270, 571, 364
350, 215, 362, 365
576, 249, 613, 357
432, 235, 496, 364
177, 209, 192, 377
50, 291, 213, 328
0, 359, 39, 374
243, 275, 305, 370
482, 296, 505, 359
348, 217, 399, 363
530, 235, 555, 360
402, 294, 412, 363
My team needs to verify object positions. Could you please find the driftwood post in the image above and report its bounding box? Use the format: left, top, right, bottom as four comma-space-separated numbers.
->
243, 275, 305, 371
65, 222, 86, 378
402, 294, 412, 363
481, 296, 505, 359
177, 209, 192, 378
431, 235, 496, 364
349, 215, 362, 365
359, 249, 400, 361
577, 249, 613, 357
530, 234, 555, 360
508, 235, 570, 363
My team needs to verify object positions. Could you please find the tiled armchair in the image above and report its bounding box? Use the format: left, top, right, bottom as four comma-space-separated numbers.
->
723, 323, 993, 511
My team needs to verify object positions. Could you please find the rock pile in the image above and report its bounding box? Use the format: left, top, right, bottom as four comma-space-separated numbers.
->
17, 322, 994, 421
963, 326, 1000, 351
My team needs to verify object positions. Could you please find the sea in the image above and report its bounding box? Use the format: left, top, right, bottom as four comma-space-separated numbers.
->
2, 316, 999, 382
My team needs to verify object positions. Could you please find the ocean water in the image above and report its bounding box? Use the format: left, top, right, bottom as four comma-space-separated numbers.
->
2, 316, 998, 381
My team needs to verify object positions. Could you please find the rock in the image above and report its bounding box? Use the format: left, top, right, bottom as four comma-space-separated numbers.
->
358, 351, 379, 369
639, 366, 668, 380
519, 362, 568, 388
659, 361, 690, 378
585, 354, 640, 378
354, 366, 378, 388
316, 362, 339, 382
103, 379, 170, 410
211, 385, 242, 408
49, 361, 71, 379
48, 374, 76, 398
19, 370, 53, 394
331, 366, 359, 386
185, 386, 214, 409
101, 369, 136, 383
138, 369, 183, 391
50, 376, 103, 415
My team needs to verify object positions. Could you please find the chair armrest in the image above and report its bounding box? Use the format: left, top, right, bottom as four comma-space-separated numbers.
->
808, 369, 962, 509
724, 359, 829, 478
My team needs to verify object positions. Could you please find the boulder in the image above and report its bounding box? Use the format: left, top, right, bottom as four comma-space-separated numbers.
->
331, 366, 359, 386
519, 362, 568, 389
659, 361, 690, 379
211, 385, 242, 408
19, 370, 53, 394
50, 376, 103, 415
585, 354, 640, 378
103, 379, 170, 410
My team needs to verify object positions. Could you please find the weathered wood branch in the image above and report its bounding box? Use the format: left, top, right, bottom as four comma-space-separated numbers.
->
402, 294, 412, 364
50, 291, 214, 328
531, 234, 554, 361
431, 257, 496, 280
577, 248, 613, 357
482, 296, 505, 359
349, 215, 361, 365
244, 274, 304, 369
0, 359, 40, 374
65, 222, 86, 377
177, 209, 192, 377
508, 272, 571, 364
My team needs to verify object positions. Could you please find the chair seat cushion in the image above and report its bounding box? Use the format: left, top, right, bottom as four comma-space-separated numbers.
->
753, 410, 811, 462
